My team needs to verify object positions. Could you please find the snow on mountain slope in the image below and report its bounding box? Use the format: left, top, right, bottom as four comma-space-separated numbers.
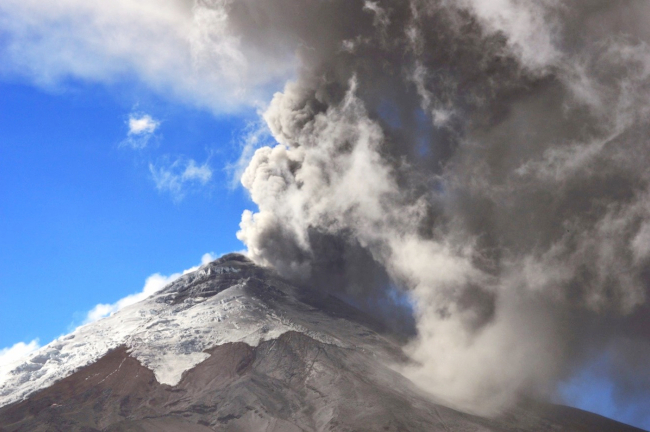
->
0, 254, 392, 409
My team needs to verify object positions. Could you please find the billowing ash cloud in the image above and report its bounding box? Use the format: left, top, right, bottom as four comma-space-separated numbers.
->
230, 0, 650, 416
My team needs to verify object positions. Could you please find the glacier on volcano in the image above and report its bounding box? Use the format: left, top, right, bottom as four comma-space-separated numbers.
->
0, 254, 374, 408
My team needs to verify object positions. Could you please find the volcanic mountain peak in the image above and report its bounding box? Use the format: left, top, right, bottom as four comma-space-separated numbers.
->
1, 255, 646, 431
0, 254, 392, 409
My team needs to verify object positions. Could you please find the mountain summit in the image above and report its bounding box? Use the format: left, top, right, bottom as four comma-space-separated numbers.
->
0, 254, 645, 431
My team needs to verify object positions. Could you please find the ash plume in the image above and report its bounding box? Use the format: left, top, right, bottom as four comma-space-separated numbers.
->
227, 0, 650, 416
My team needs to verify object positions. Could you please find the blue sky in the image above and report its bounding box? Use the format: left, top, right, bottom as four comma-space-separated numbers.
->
0, 78, 256, 349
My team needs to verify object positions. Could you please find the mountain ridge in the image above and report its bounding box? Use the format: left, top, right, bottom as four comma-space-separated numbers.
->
0, 254, 646, 431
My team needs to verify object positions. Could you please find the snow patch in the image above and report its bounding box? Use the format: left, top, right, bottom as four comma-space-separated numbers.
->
0, 280, 307, 405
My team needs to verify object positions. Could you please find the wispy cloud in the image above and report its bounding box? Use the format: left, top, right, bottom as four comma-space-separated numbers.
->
149, 157, 213, 201
181, 159, 213, 183
121, 112, 160, 149
84, 252, 216, 324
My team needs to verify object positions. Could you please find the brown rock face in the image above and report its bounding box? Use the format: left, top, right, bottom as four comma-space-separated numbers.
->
0, 331, 645, 432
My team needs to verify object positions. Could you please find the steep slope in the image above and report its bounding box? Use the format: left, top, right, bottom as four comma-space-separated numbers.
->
0, 254, 396, 407
0, 254, 645, 431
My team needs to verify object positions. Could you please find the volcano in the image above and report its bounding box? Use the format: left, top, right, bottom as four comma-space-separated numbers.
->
0, 254, 644, 431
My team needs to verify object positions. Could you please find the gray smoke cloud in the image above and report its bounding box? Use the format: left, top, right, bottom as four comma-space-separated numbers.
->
225, 0, 650, 417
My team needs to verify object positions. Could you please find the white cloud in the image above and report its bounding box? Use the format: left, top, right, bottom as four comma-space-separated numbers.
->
0, 340, 40, 380
149, 157, 213, 201
128, 114, 159, 136
121, 112, 160, 149
83, 252, 216, 324
0, 0, 294, 112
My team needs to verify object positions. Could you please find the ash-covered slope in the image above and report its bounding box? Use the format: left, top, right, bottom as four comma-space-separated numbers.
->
0, 254, 645, 431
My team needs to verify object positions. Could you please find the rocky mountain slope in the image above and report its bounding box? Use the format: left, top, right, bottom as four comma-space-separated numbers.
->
0, 254, 645, 431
